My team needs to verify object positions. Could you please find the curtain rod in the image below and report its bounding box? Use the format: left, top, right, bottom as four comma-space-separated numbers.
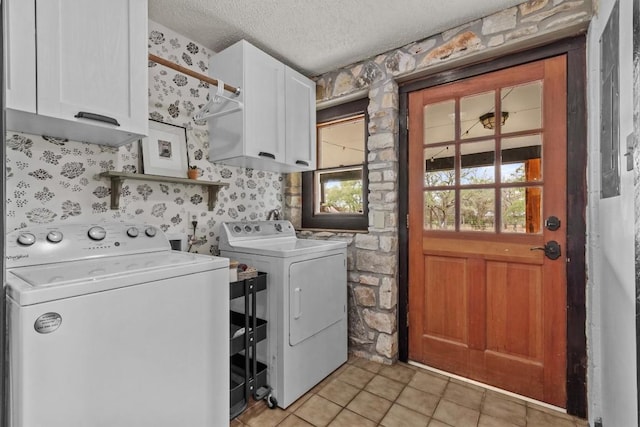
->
148, 53, 241, 96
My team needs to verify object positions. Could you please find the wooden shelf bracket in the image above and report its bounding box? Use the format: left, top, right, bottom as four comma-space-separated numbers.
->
100, 171, 229, 212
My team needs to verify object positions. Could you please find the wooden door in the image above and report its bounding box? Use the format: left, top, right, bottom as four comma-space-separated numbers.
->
408, 56, 567, 407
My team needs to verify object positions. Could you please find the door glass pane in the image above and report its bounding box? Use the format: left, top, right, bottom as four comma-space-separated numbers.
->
424, 100, 455, 144
460, 189, 495, 232
501, 186, 542, 234
424, 190, 455, 230
501, 135, 542, 182
461, 91, 495, 139
501, 81, 542, 133
424, 145, 455, 186
317, 116, 365, 169
461, 140, 495, 185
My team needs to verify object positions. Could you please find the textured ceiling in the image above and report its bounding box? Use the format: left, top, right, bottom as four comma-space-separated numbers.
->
148, 0, 525, 76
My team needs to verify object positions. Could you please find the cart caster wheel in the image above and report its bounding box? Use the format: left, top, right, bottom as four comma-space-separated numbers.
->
267, 394, 277, 409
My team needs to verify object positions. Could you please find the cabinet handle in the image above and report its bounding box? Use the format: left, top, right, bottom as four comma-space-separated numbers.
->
295, 160, 309, 166
74, 112, 120, 127
258, 151, 276, 160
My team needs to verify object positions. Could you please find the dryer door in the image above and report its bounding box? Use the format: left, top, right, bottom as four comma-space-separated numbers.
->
289, 253, 346, 346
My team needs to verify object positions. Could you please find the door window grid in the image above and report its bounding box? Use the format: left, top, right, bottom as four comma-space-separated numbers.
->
422, 81, 543, 234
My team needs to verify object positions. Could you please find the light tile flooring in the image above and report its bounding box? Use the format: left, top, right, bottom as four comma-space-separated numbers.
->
231, 356, 588, 427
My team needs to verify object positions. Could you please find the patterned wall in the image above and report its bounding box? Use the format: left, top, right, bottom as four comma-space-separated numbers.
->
5, 21, 284, 254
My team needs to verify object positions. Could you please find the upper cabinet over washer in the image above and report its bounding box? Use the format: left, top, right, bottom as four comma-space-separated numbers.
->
4, 0, 148, 146
208, 40, 316, 173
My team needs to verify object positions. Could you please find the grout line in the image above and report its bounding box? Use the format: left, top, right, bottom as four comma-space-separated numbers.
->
408, 360, 568, 414
431, 377, 450, 426
477, 388, 487, 427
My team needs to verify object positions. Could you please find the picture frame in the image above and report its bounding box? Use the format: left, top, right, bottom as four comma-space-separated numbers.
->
141, 120, 189, 178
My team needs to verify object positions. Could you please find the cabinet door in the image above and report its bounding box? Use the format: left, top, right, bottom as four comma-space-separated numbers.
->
35, 0, 147, 135
244, 44, 285, 163
5, 0, 36, 113
285, 67, 316, 170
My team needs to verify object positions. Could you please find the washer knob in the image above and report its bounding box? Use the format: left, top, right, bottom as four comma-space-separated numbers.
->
126, 227, 139, 238
17, 232, 36, 246
46, 231, 63, 243
145, 227, 157, 237
88, 226, 106, 241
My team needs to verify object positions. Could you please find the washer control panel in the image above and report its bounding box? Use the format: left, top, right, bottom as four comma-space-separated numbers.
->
6, 223, 169, 268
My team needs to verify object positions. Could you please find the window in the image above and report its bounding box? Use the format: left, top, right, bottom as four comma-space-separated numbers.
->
302, 98, 369, 230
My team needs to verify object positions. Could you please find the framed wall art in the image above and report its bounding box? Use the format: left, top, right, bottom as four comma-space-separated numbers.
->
141, 120, 188, 178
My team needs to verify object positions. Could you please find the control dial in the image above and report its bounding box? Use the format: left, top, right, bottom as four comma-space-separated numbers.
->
233, 225, 242, 233
88, 226, 106, 241
46, 231, 63, 243
145, 227, 157, 237
126, 227, 139, 238
17, 232, 36, 246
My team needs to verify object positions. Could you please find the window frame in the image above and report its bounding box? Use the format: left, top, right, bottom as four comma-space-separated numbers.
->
302, 98, 369, 230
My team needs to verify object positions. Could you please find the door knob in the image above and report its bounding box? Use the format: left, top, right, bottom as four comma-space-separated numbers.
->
530, 240, 561, 260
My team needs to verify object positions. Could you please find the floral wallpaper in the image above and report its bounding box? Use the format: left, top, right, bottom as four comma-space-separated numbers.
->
5, 21, 284, 255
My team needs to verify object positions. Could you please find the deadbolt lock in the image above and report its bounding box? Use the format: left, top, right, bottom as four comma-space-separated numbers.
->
544, 216, 561, 231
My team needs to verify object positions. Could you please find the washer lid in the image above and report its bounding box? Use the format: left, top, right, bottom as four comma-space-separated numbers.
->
7, 251, 228, 306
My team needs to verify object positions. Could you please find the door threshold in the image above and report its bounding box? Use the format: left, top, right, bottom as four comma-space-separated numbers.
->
407, 360, 567, 414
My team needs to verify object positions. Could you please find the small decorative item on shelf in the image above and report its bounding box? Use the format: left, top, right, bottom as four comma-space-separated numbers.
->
237, 263, 258, 280
187, 165, 199, 179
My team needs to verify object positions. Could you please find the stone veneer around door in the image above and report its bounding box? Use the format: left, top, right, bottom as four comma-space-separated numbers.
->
285, 0, 593, 363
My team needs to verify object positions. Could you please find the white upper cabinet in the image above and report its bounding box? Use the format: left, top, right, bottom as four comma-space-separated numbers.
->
4, 0, 148, 146
285, 67, 316, 170
208, 40, 316, 172
5, 0, 36, 114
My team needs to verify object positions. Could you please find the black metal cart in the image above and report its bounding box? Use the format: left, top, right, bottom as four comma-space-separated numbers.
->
229, 272, 275, 419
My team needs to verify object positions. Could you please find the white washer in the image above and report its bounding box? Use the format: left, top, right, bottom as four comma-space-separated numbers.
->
5, 223, 229, 427
219, 220, 347, 409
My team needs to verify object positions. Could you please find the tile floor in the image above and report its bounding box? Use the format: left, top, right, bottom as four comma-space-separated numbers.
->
231, 355, 589, 427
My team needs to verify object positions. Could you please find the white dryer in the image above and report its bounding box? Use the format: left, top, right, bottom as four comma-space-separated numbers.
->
219, 220, 347, 409
5, 223, 229, 427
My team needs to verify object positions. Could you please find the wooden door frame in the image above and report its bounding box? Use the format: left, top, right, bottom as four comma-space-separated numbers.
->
398, 35, 587, 418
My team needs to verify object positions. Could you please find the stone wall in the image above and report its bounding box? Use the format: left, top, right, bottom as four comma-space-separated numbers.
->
285, 0, 593, 364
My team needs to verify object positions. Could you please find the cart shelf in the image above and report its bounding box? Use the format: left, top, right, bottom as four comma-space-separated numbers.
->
231, 354, 268, 393
230, 311, 267, 355
229, 272, 267, 299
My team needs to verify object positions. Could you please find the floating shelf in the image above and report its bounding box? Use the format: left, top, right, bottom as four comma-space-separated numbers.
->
100, 171, 228, 211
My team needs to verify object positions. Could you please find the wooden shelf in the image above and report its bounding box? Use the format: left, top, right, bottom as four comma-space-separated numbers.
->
100, 171, 228, 211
